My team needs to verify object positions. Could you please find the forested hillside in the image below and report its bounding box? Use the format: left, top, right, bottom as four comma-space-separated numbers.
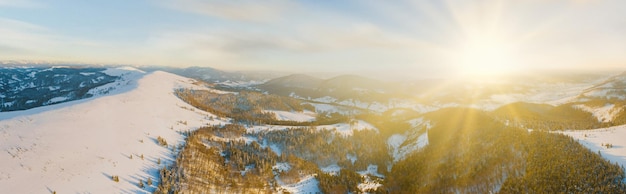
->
385, 108, 625, 193
0, 66, 118, 111
166, 90, 626, 193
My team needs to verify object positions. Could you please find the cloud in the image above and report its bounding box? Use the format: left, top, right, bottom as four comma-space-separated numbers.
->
145, 22, 430, 62
0, 17, 122, 63
0, 18, 53, 53
157, 0, 292, 22
0, 0, 42, 8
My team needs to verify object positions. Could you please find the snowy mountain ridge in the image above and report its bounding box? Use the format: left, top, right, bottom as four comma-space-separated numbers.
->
0, 67, 226, 193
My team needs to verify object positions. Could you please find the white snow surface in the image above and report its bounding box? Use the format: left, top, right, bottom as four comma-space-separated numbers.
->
46, 96, 69, 104
313, 96, 337, 103
218, 80, 265, 88
278, 175, 321, 194
387, 134, 407, 161
0, 68, 222, 193
247, 120, 377, 136
266, 110, 316, 122
272, 162, 292, 173
320, 164, 341, 176
562, 125, 626, 168
387, 118, 431, 162
358, 177, 382, 193
338, 99, 388, 112
358, 164, 384, 178
318, 120, 378, 136
574, 104, 620, 123
306, 102, 355, 115
270, 144, 283, 156
388, 132, 429, 162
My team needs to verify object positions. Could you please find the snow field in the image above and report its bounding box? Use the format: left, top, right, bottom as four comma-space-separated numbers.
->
562, 125, 626, 168
574, 104, 621, 123
265, 110, 316, 122
0, 68, 227, 193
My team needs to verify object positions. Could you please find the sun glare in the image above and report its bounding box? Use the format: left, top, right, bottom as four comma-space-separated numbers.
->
452, 35, 520, 77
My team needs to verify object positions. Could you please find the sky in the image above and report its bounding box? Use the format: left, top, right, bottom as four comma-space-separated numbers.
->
1, 0, 625, 79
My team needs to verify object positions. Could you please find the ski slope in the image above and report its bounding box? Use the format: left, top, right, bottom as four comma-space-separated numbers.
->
0, 68, 225, 193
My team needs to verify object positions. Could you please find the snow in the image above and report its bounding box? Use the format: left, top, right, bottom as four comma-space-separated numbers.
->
217, 80, 265, 88
46, 96, 69, 104
205, 88, 237, 95
306, 102, 356, 114
346, 153, 357, 164
80, 72, 96, 76
358, 177, 382, 193
313, 96, 337, 103
2, 101, 15, 108
320, 164, 341, 176
337, 99, 388, 112
247, 125, 295, 133
562, 125, 626, 168
388, 117, 431, 162
389, 132, 429, 162
270, 144, 283, 156
574, 104, 620, 122
241, 164, 255, 176
27, 71, 36, 78
48, 86, 60, 91
307, 103, 338, 113
273, 162, 291, 173
277, 174, 321, 194
317, 120, 377, 136
0, 68, 222, 193
409, 117, 431, 128
102, 66, 146, 76
584, 89, 626, 100
358, 164, 384, 178
247, 120, 378, 136
266, 110, 316, 122
388, 134, 407, 161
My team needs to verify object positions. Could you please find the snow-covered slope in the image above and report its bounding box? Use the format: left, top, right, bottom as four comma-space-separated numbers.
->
574, 104, 622, 123
266, 110, 316, 122
0, 67, 224, 193
388, 118, 431, 162
562, 125, 626, 168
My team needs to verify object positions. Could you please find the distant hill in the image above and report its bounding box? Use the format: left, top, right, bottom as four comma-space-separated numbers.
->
491, 102, 602, 130
142, 66, 248, 82
262, 74, 323, 89
0, 66, 119, 112
319, 74, 387, 92
259, 74, 394, 102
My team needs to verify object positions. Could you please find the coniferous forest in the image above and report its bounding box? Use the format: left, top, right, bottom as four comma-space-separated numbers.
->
153, 90, 626, 193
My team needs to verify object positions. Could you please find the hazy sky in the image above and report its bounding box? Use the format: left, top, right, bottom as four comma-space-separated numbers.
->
1, 0, 625, 78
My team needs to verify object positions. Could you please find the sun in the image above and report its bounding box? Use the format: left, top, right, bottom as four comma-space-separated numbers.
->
452, 35, 520, 77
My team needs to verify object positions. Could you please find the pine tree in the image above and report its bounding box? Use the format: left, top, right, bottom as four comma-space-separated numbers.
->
111, 175, 120, 182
